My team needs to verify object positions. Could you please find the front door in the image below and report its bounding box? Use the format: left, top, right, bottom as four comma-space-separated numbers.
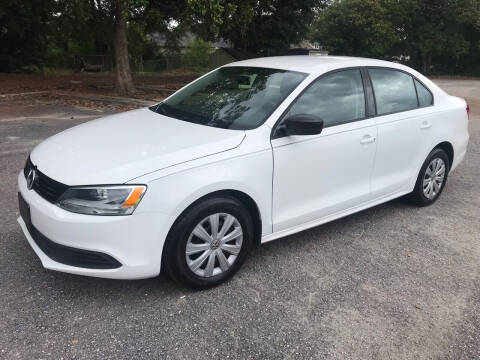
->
271, 69, 378, 232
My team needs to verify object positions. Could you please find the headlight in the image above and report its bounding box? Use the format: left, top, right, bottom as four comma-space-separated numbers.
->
57, 185, 147, 215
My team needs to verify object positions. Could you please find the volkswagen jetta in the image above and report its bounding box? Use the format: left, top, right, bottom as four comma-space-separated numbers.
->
18, 56, 469, 288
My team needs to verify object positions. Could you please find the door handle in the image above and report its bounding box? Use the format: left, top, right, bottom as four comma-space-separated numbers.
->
360, 135, 376, 145
420, 120, 431, 129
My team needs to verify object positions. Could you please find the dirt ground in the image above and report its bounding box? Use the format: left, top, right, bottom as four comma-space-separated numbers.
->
0, 72, 199, 112
0, 72, 199, 96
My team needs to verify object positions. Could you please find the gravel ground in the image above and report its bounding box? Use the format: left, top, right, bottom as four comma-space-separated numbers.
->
0, 80, 479, 359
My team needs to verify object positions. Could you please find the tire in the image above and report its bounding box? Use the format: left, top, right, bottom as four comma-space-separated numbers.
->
409, 148, 450, 206
164, 196, 254, 289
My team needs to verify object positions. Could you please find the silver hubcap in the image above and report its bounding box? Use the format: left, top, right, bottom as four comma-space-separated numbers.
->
186, 213, 243, 277
423, 157, 445, 199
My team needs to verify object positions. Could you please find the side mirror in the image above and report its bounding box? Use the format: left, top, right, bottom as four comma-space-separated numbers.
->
284, 113, 324, 136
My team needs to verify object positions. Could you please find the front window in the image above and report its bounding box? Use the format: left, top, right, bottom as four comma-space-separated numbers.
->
284, 69, 366, 128
151, 67, 307, 130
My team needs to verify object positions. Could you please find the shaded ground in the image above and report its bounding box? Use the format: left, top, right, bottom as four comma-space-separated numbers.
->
0, 80, 479, 359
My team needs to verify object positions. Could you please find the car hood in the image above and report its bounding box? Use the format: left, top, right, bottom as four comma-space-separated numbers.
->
30, 108, 245, 185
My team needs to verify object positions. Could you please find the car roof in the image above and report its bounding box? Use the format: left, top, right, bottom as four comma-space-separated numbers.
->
225, 56, 401, 74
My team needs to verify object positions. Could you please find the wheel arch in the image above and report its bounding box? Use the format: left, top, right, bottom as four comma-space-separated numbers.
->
161, 189, 263, 273
434, 141, 454, 170
192, 190, 262, 245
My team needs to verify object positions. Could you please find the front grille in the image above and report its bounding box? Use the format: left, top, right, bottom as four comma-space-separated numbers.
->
24, 157, 69, 203
18, 192, 122, 270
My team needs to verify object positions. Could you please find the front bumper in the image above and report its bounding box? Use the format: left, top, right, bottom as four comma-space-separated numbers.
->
17, 172, 166, 279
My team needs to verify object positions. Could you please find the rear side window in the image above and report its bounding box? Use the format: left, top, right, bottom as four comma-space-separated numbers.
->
415, 79, 433, 107
286, 69, 366, 127
369, 69, 418, 115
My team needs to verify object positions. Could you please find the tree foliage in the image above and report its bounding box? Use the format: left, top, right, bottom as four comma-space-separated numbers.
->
0, 0, 56, 72
313, 0, 480, 74
189, 0, 326, 55
312, 0, 399, 59
51, 0, 114, 55
183, 37, 212, 70
393, 0, 480, 73
0, 0, 479, 76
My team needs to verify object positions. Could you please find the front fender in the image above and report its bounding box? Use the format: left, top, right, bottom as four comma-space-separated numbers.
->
133, 149, 273, 239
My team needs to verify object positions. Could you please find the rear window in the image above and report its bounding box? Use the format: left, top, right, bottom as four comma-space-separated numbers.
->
369, 69, 418, 115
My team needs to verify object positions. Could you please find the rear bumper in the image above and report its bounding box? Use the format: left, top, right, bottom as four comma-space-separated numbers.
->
17, 172, 167, 279
451, 132, 469, 172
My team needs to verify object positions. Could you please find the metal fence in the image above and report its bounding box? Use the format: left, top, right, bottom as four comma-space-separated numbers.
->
73, 54, 114, 72
68, 54, 185, 73
141, 58, 187, 72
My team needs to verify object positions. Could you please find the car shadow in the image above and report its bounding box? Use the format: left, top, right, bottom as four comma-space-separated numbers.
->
256, 196, 411, 253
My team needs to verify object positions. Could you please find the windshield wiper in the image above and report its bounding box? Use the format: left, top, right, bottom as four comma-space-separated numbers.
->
157, 102, 209, 125
207, 117, 232, 129
155, 102, 170, 116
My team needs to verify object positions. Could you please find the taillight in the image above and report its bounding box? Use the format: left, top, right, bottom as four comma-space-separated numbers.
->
466, 104, 470, 120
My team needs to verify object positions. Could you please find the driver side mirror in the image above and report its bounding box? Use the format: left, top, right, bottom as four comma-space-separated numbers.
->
283, 113, 324, 136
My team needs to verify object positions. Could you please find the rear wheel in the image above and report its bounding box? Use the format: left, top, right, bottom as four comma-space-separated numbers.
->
164, 196, 253, 289
409, 148, 450, 206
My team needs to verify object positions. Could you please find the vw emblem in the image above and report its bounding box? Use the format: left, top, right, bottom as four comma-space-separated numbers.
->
26, 168, 36, 190
211, 238, 220, 249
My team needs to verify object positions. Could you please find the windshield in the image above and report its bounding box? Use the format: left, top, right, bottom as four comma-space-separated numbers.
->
150, 66, 307, 130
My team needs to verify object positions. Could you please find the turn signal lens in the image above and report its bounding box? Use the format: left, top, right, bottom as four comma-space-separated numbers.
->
123, 187, 146, 208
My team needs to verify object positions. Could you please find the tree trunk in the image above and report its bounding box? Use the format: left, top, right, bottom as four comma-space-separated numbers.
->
114, 0, 135, 95
421, 51, 432, 75
89, 0, 102, 54
421, 53, 427, 74
427, 52, 432, 75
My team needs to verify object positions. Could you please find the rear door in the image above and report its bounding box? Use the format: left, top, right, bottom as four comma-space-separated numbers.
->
367, 68, 434, 197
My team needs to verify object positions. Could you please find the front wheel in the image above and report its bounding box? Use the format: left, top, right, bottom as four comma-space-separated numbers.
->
164, 196, 254, 289
409, 148, 450, 206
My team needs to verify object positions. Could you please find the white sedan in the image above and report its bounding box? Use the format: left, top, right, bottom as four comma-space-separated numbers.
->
18, 56, 469, 288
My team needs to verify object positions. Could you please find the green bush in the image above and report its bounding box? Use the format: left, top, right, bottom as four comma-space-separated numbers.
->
183, 38, 211, 71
